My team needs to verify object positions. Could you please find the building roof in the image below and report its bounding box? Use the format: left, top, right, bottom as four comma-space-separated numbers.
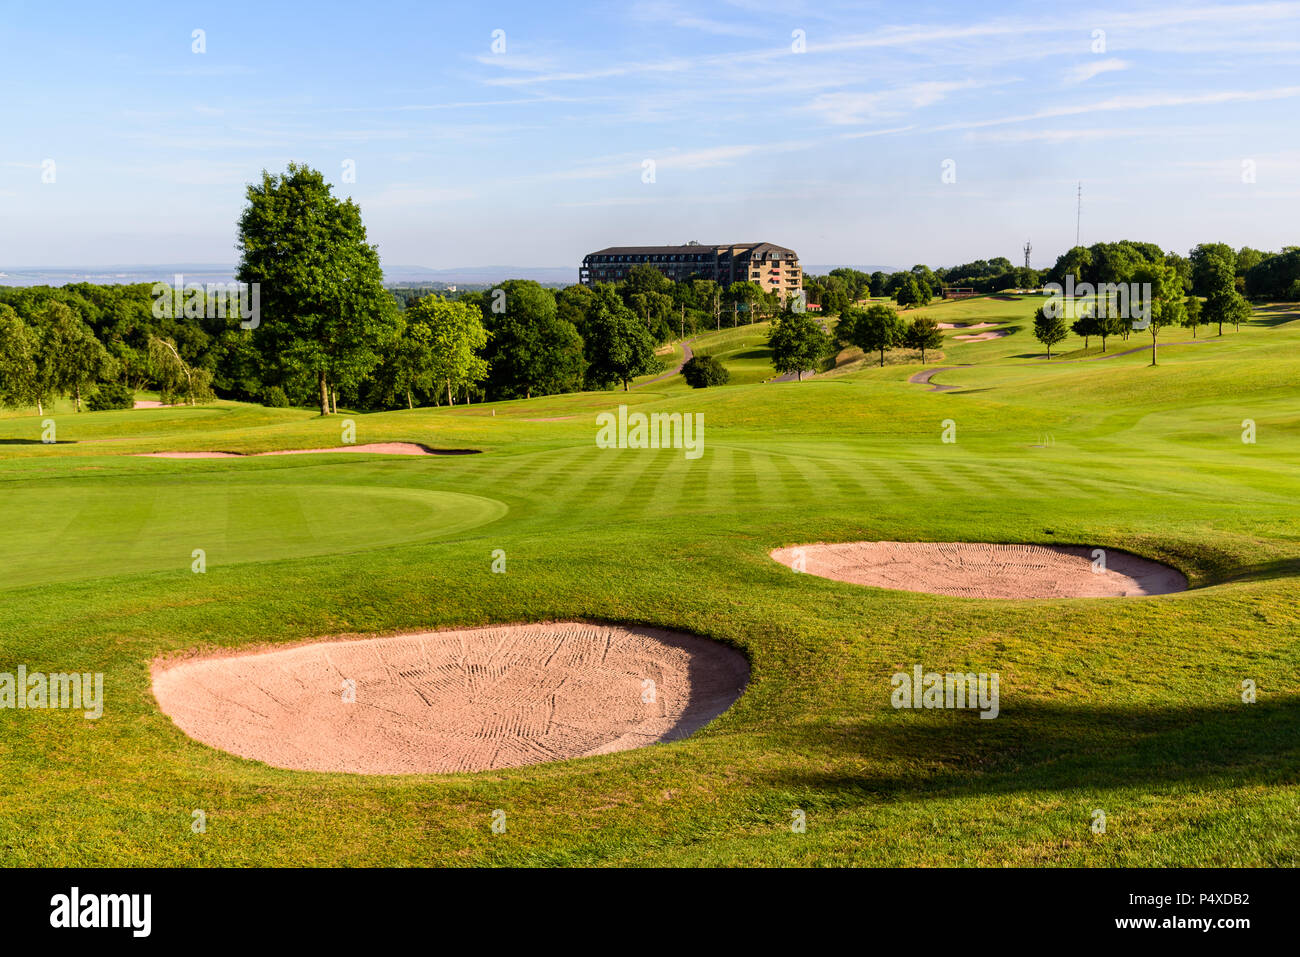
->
585, 242, 798, 259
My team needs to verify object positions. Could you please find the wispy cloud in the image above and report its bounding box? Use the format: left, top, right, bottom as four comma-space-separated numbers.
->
806, 80, 987, 125
931, 85, 1300, 131
1063, 58, 1130, 85
963, 126, 1164, 144
840, 125, 915, 140
632, 1, 773, 38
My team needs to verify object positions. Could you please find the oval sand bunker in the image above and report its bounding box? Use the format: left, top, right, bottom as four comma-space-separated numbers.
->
138, 442, 448, 458
153, 622, 748, 774
771, 542, 1186, 599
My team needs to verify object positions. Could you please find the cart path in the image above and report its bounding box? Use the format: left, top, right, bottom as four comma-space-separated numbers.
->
632, 336, 699, 389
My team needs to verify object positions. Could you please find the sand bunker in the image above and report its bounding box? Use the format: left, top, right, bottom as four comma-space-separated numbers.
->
937, 322, 998, 330
770, 542, 1186, 599
153, 622, 749, 774
953, 330, 1009, 341
139, 442, 457, 458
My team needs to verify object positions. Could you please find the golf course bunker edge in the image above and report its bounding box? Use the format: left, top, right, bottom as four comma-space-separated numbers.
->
152, 621, 749, 774
771, 541, 1187, 599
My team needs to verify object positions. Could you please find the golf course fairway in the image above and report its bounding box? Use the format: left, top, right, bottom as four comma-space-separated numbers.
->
1, 295, 1297, 868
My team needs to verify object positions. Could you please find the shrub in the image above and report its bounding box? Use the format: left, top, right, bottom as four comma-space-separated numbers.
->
85, 381, 134, 411
681, 353, 730, 388
262, 385, 290, 408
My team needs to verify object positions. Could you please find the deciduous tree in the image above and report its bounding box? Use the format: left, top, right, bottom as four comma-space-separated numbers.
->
903, 316, 943, 362
584, 286, 661, 391
1033, 306, 1068, 359
852, 304, 906, 366
768, 312, 830, 381
236, 163, 400, 416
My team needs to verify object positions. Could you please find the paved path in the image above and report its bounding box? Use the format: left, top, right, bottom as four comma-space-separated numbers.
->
908, 366, 969, 392
632, 336, 698, 389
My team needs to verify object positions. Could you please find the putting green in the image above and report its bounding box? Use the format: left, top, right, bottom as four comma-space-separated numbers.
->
0, 476, 506, 589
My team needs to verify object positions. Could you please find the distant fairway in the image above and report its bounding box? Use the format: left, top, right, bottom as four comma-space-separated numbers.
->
1, 300, 1298, 867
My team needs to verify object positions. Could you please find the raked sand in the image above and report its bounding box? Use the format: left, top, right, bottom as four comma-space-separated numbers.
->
153, 622, 749, 774
771, 542, 1187, 599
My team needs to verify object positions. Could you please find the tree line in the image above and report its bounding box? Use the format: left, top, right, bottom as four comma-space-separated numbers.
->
1031, 239, 1260, 364
0, 164, 1295, 413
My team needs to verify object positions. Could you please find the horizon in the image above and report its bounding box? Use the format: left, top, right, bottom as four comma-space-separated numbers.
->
0, 259, 907, 288
3, 1, 1298, 271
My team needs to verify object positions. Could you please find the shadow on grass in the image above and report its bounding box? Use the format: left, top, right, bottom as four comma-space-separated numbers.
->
1212, 556, 1300, 585
773, 698, 1300, 799
0, 439, 74, 445
1249, 304, 1300, 327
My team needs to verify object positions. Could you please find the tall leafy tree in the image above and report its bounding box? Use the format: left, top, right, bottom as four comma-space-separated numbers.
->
727, 281, 764, 325
555, 284, 596, 334
1201, 255, 1251, 335
31, 301, 112, 412
768, 312, 830, 381
1071, 313, 1098, 349
59, 312, 113, 411
1052, 245, 1093, 286
482, 280, 584, 400
1189, 243, 1237, 297
817, 275, 850, 315
382, 317, 435, 409
236, 163, 400, 416
1132, 263, 1186, 365
909, 265, 938, 301
903, 316, 944, 362
895, 276, 930, 308
0, 304, 41, 412
691, 279, 723, 331
411, 296, 489, 406
1182, 295, 1203, 337
148, 336, 215, 405
1033, 306, 1068, 359
851, 304, 906, 366
584, 285, 661, 391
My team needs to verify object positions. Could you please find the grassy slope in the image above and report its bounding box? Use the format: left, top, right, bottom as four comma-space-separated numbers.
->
1, 299, 1298, 866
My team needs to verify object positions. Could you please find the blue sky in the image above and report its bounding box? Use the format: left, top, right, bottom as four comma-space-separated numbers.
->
1, 0, 1297, 271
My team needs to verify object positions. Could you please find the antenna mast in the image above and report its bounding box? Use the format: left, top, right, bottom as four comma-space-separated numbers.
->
1075, 182, 1082, 247
1023, 240, 1032, 269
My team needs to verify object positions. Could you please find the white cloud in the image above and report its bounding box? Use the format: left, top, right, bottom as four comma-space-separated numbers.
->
840, 125, 915, 140
806, 80, 982, 125
963, 126, 1162, 144
1063, 58, 1130, 85
931, 85, 1300, 131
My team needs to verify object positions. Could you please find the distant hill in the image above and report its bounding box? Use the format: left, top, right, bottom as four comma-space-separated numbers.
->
0, 263, 579, 288
0, 262, 897, 289
802, 264, 900, 276
0, 264, 238, 287
384, 265, 577, 286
